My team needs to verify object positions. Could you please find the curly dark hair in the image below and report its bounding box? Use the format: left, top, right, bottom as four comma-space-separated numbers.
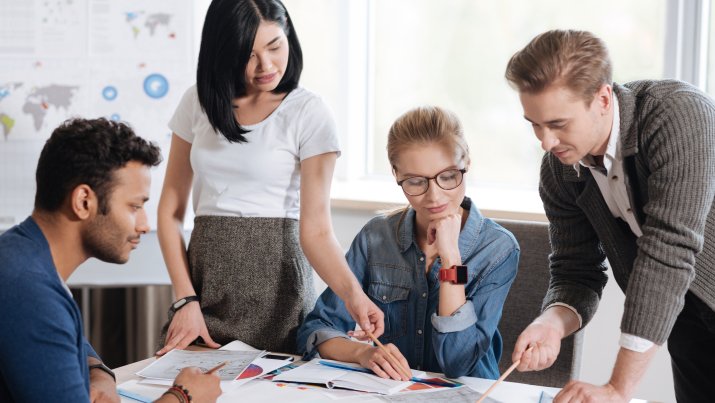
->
34, 117, 162, 214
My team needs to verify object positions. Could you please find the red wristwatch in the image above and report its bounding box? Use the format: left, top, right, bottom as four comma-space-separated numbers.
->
439, 265, 468, 284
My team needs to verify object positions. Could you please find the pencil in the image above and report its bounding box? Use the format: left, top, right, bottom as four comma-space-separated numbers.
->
364, 330, 413, 381
206, 361, 228, 374
476, 346, 534, 403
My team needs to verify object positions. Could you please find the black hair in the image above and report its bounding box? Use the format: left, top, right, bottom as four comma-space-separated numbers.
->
34, 117, 162, 214
196, 0, 303, 143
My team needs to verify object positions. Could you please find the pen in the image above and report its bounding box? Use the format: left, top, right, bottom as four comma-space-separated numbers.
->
318, 360, 459, 387
206, 361, 229, 374
319, 360, 373, 374
117, 388, 154, 403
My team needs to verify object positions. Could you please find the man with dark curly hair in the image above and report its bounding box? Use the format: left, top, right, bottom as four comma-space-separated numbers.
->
0, 118, 221, 402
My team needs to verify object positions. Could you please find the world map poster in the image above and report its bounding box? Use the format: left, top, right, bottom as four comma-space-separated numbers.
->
0, 0, 194, 228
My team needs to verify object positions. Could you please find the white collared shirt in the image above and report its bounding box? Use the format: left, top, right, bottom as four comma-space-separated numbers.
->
579, 95, 643, 238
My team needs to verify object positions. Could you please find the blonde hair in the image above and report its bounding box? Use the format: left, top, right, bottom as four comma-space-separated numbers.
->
505, 29, 612, 104
387, 105, 470, 172
384, 106, 470, 226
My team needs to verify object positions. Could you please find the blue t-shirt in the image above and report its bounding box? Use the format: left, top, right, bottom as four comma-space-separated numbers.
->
0, 217, 99, 402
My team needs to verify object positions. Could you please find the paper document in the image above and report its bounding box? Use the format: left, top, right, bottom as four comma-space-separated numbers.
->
137, 349, 263, 381
539, 390, 555, 403
272, 358, 411, 395
375, 386, 500, 402
220, 339, 261, 352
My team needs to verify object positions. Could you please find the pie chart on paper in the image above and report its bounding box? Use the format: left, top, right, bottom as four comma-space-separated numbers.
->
236, 363, 263, 379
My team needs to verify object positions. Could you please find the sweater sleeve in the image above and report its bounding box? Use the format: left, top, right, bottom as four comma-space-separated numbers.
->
621, 89, 715, 344
0, 271, 90, 402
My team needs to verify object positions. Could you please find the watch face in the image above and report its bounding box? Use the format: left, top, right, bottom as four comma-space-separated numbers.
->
455, 265, 468, 284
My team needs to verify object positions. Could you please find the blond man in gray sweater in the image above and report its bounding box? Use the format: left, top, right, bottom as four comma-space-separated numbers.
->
505, 29, 715, 403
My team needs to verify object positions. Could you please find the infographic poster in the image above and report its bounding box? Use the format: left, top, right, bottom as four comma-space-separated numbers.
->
0, 0, 194, 228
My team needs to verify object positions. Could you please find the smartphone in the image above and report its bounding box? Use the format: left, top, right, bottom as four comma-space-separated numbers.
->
262, 353, 295, 361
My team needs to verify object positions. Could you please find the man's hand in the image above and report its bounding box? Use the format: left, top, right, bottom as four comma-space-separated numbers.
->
88, 360, 119, 403
157, 302, 220, 355
171, 367, 222, 403
513, 305, 581, 372
554, 381, 627, 403
557, 344, 658, 403
513, 320, 563, 371
344, 288, 385, 338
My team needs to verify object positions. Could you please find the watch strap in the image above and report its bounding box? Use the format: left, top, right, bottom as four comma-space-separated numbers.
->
170, 295, 200, 313
438, 265, 468, 284
89, 362, 116, 382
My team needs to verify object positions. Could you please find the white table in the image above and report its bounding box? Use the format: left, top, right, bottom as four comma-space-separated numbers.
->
114, 353, 653, 403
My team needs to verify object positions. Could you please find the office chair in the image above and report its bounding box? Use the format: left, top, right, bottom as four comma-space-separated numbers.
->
495, 219, 583, 388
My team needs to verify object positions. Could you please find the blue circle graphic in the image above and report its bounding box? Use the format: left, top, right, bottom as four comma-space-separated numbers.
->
102, 86, 118, 101
143, 73, 169, 99
110, 113, 121, 121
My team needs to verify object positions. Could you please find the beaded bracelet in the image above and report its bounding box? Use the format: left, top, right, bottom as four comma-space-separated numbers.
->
162, 387, 185, 403
162, 384, 192, 403
173, 383, 192, 402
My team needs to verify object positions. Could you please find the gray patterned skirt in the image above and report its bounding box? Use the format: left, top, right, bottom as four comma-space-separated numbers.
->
160, 216, 316, 354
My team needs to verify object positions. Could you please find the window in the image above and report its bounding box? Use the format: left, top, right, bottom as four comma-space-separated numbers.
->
205, 0, 710, 214
371, 0, 666, 190
708, 2, 715, 96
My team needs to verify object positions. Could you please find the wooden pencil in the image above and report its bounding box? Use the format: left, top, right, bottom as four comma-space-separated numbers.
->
364, 330, 413, 381
205, 361, 228, 375
476, 346, 534, 403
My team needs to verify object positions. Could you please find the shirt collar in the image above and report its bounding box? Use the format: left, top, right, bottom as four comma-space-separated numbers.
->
575, 92, 621, 174
398, 196, 484, 254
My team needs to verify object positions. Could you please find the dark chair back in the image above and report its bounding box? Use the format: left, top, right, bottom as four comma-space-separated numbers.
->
496, 219, 582, 387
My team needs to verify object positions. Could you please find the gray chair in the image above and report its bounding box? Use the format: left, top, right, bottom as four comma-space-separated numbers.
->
495, 219, 583, 388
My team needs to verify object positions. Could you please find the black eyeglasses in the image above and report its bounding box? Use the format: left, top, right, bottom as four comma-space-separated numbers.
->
396, 168, 467, 196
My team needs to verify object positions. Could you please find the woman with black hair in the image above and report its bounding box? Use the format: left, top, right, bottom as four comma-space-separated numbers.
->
156, 0, 383, 355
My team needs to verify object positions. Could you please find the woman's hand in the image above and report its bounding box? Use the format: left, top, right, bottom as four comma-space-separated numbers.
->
344, 288, 386, 339
356, 344, 412, 381
427, 211, 462, 264
156, 302, 220, 355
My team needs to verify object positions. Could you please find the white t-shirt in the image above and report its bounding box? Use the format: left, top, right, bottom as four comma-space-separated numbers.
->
169, 85, 340, 219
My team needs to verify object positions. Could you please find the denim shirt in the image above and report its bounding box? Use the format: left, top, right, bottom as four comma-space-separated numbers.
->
297, 198, 519, 379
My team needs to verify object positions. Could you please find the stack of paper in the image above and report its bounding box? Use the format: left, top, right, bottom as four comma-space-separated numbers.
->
375, 386, 499, 402
272, 358, 412, 395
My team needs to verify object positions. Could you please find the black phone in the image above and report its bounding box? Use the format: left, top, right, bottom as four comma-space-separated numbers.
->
262, 353, 295, 361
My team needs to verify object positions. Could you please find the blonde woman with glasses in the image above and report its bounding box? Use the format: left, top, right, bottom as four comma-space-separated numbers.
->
297, 106, 520, 380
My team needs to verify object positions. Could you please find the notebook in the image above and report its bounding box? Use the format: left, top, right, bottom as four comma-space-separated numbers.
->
272, 358, 412, 395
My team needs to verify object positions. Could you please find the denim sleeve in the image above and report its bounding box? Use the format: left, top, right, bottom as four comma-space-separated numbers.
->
296, 228, 370, 360
431, 249, 519, 378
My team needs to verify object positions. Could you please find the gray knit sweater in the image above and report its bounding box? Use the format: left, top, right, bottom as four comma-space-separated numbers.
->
539, 80, 715, 344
